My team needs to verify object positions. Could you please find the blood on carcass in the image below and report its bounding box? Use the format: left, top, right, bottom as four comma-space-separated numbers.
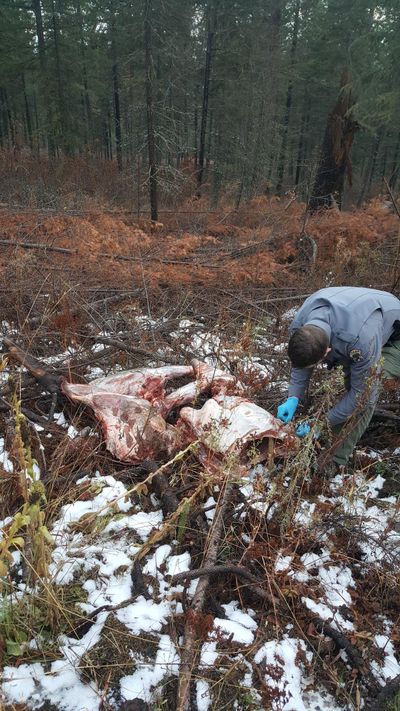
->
61, 360, 288, 465
179, 394, 287, 454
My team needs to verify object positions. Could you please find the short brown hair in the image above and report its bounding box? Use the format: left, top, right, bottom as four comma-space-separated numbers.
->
288, 325, 329, 368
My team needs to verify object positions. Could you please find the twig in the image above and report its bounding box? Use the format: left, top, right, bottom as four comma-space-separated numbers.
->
87, 335, 160, 360
48, 392, 58, 422
372, 409, 400, 422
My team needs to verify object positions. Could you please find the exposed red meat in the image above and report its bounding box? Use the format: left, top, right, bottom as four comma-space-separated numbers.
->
62, 365, 193, 405
82, 392, 185, 463
62, 360, 289, 465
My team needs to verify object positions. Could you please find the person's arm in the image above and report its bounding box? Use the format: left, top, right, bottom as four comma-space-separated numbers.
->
327, 316, 382, 426
288, 366, 314, 401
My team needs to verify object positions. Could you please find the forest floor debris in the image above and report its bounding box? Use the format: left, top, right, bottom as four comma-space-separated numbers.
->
0, 202, 399, 710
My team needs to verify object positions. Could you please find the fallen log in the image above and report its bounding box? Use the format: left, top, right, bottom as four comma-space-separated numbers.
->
4, 337, 61, 394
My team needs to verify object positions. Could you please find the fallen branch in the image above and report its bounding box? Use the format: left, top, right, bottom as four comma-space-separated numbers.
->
172, 563, 266, 587
0, 239, 220, 268
176, 468, 236, 711
4, 337, 61, 394
152, 472, 180, 515
0, 238, 140, 262
171, 564, 277, 605
88, 335, 163, 361
311, 616, 364, 672
0, 395, 63, 432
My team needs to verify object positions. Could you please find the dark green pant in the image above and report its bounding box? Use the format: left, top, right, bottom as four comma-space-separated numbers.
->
332, 340, 400, 466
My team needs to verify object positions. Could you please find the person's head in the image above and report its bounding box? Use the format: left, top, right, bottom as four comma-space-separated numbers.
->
288, 325, 330, 368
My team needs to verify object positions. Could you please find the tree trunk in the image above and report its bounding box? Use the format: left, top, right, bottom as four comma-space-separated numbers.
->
308, 69, 358, 212
263, 0, 283, 185
193, 106, 198, 168
389, 132, 400, 190
0, 107, 5, 148
110, 5, 123, 171
0, 88, 16, 149
32, 90, 41, 154
357, 127, 384, 207
295, 100, 309, 189
76, 0, 93, 146
108, 111, 113, 160
249, 99, 266, 195
275, 0, 300, 195
51, 0, 70, 154
211, 129, 222, 208
144, 0, 158, 220
197, 5, 215, 194
31, 0, 56, 156
22, 73, 33, 151
205, 109, 213, 174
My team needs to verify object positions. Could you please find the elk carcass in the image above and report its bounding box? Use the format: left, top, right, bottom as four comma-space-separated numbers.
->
62, 360, 288, 464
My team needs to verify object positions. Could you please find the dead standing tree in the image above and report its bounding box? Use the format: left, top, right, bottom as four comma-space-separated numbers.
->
308, 70, 359, 212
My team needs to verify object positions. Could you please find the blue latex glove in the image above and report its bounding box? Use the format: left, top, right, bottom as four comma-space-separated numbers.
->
277, 396, 299, 423
296, 419, 320, 439
296, 421, 311, 437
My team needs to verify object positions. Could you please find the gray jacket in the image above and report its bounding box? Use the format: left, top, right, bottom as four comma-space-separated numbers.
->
287, 287, 400, 425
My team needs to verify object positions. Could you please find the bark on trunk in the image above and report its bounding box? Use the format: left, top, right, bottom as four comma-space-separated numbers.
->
110, 5, 123, 171
308, 70, 358, 212
357, 127, 384, 207
22, 73, 33, 151
389, 132, 400, 190
144, 0, 158, 220
295, 100, 309, 189
32, 0, 56, 156
275, 0, 300, 195
76, 0, 93, 144
193, 106, 198, 168
0, 88, 16, 149
51, 0, 70, 154
197, 5, 215, 194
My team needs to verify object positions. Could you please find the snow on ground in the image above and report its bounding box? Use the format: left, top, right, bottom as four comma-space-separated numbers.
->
2, 457, 399, 710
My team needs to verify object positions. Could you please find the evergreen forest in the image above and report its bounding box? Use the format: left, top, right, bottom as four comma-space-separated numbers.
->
1, 0, 400, 211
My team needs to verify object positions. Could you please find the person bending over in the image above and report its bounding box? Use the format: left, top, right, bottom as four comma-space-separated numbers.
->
277, 287, 400, 471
